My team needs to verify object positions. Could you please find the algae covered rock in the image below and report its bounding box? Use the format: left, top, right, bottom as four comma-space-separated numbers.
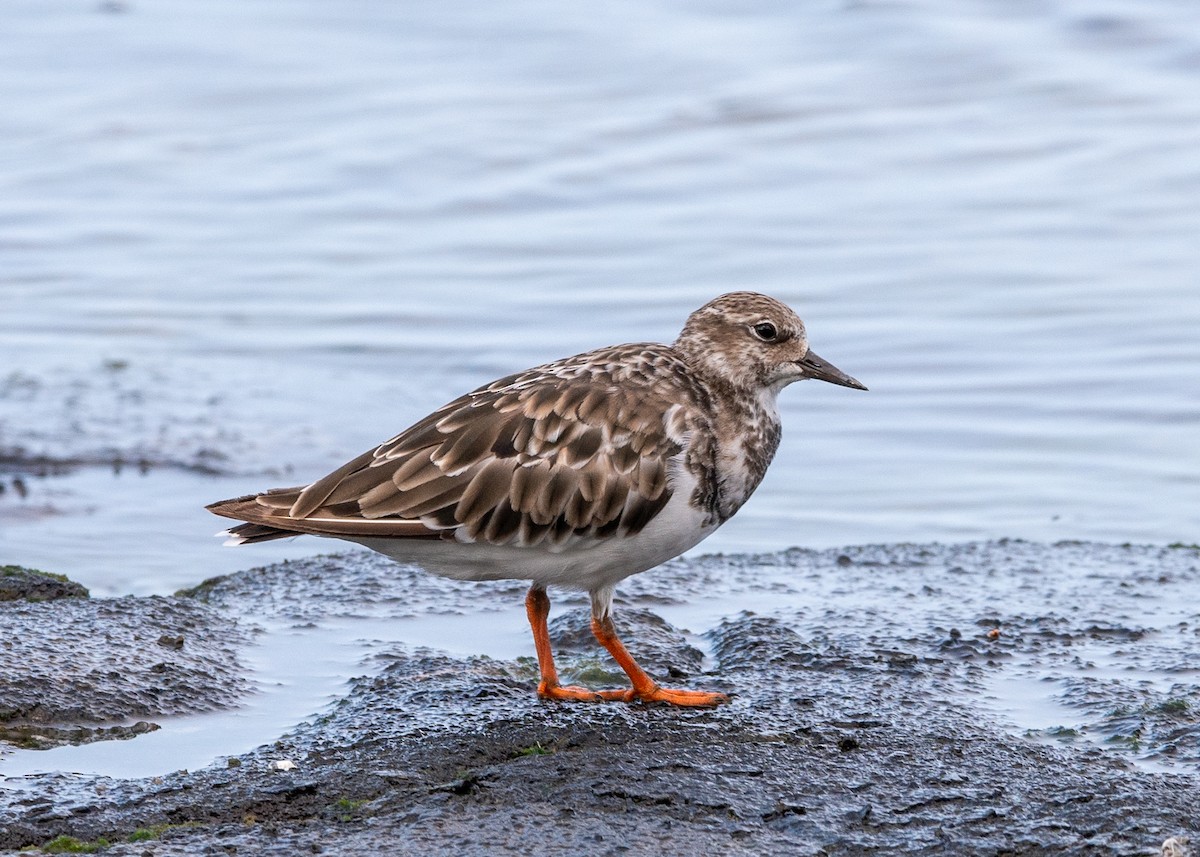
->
0, 565, 88, 603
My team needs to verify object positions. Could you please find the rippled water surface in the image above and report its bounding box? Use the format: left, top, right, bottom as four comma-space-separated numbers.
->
3, 0, 1200, 596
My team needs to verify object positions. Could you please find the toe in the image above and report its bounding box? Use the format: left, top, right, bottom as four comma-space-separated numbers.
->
537, 683, 606, 703
636, 687, 730, 708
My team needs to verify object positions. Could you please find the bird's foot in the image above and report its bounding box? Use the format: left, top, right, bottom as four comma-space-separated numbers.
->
537, 681, 728, 707
596, 685, 731, 708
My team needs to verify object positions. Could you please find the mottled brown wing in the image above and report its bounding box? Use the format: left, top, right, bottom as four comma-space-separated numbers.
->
209, 345, 701, 549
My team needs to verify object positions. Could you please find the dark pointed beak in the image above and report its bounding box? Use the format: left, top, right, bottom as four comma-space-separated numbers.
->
797, 350, 867, 390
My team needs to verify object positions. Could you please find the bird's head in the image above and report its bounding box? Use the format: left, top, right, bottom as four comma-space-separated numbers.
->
675, 292, 866, 395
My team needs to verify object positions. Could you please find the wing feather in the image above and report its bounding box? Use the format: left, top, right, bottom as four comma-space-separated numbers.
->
323, 463, 396, 506
432, 415, 503, 474
288, 448, 375, 517
393, 450, 439, 491
366, 474, 461, 518
511, 460, 551, 516
455, 459, 516, 525
537, 467, 578, 523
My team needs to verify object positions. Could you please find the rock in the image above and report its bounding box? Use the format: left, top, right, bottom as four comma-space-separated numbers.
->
0, 565, 89, 603
0, 594, 252, 745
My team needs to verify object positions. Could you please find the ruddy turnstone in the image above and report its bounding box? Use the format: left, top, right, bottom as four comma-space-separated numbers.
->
208, 292, 865, 707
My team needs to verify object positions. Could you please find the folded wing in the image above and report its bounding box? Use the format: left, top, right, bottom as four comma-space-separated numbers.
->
208, 348, 697, 550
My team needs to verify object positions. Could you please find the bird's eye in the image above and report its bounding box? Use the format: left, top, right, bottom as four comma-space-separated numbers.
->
752, 322, 778, 342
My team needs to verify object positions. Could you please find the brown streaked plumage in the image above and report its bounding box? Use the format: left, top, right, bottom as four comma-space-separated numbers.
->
208, 292, 866, 707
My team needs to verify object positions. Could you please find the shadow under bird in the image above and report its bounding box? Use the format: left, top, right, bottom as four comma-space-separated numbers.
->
208, 292, 866, 707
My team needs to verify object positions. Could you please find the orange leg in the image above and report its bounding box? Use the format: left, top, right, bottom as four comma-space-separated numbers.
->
525, 586, 604, 702
589, 614, 730, 708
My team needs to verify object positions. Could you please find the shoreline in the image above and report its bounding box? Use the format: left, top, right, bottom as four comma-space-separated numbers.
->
1, 541, 1198, 855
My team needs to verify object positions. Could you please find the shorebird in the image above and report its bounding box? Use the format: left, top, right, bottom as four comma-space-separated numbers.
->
208, 292, 866, 707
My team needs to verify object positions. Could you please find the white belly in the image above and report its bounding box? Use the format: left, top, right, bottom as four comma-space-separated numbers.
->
348, 473, 717, 593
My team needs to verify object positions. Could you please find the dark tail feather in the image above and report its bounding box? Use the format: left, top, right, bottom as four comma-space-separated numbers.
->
223, 522, 298, 545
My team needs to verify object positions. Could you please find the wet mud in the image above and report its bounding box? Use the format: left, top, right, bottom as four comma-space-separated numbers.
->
0, 573, 253, 750
2, 541, 1199, 855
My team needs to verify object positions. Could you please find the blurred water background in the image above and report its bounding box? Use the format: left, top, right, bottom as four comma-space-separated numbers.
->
2, 0, 1199, 596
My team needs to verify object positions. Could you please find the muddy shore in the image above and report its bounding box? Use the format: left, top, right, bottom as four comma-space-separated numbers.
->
1, 541, 1198, 855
